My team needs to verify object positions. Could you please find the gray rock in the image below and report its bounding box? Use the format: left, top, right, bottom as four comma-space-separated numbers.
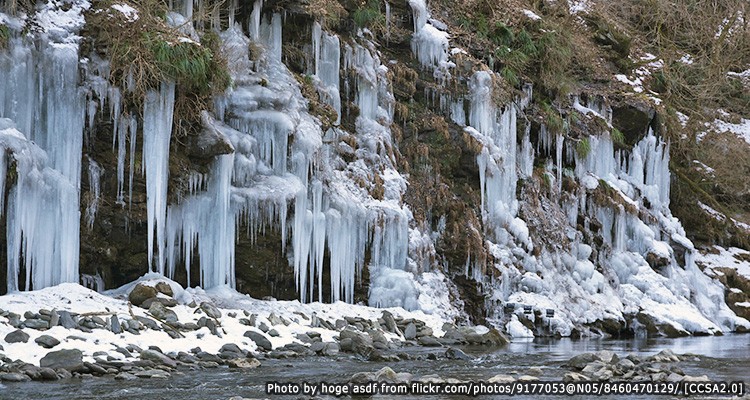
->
310, 342, 326, 353
189, 111, 236, 159
142, 297, 178, 308
55, 368, 73, 380
488, 374, 515, 383
177, 352, 198, 363
650, 349, 680, 363
567, 353, 598, 370
49, 311, 60, 328
58, 311, 77, 329
244, 331, 273, 351
23, 318, 49, 330
403, 322, 417, 340
596, 350, 618, 364
368, 329, 388, 344
418, 336, 442, 347
617, 358, 635, 371
445, 347, 473, 360
200, 302, 222, 319
258, 322, 270, 333
135, 369, 170, 379
4, 329, 30, 343
319, 343, 338, 356
335, 319, 347, 330
339, 328, 374, 356
40, 349, 84, 372
381, 311, 397, 333
38, 367, 59, 380
154, 282, 174, 297
227, 358, 261, 369
148, 302, 178, 323
268, 329, 280, 337
83, 362, 107, 375
139, 349, 177, 368
135, 316, 160, 330
563, 372, 590, 382
35, 335, 60, 348
196, 352, 222, 362
220, 343, 244, 355
109, 315, 122, 334
1, 372, 31, 382
114, 372, 137, 381
267, 313, 283, 326
129, 283, 158, 307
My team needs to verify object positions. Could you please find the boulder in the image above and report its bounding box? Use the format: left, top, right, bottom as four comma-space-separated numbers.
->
35, 335, 61, 349
244, 331, 273, 351
4, 329, 30, 343
148, 302, 178, 323
40, 349, 84, 372
139, 349, 177, 368
339, 328, 374, 356
57, 311, 77, 329
154, 282, 174, 297
0, 372, 31, 382
403, 322, 417, 340
22, 319, 49, 330
227, 358, 261, 369
567, 353, 598, 370
129, 283, 158, 307
200, 302, 222, 319
445, 347, 473, 360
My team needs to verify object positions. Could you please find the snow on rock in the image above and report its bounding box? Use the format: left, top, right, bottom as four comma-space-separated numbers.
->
0, 277, 453, 366
506, 314, 534, 338
697, 246, 750, 282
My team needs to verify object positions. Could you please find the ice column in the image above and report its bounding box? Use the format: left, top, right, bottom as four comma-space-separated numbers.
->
143, 82, 176, 274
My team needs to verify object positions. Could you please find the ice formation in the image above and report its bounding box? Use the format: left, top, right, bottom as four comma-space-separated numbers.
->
0, 0, 746, 338
0, 2, 87, 291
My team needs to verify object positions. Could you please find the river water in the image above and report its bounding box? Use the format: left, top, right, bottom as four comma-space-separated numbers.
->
1, 335, 748, 399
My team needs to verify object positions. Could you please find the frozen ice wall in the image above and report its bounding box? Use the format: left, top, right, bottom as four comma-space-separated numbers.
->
0, 3, 88, 291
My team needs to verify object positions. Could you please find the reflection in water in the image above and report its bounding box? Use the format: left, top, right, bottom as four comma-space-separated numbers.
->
2, 335, 748, 399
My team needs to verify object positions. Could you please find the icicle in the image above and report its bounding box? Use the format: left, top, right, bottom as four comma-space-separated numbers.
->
248, 0, 263, 41
312, 23, 342, 125
127, 115, 138, 210
85, 156, 102, 230
556, 133, 564, 193
143, 82, 176, 274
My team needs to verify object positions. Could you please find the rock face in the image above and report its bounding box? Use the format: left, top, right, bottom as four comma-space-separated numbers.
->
40, 349, 84, 372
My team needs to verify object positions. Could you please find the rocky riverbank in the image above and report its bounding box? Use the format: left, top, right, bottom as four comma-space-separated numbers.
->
0, 275, 505, 383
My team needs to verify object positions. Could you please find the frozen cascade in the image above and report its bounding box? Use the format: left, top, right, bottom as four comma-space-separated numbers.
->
197, 17, 418, 307
0, 120, 81, 292
0, 31, 85, 291
407, 0, 453, 82
568, 126, 747, 334
312, 22, 342, 125
166, 154, 235, 288
467, 71, 521, 245
143, 82, 177, 274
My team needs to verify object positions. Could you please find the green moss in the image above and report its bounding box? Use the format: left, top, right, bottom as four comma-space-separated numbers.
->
352, 0, 383, 29
541, 101, 564, 134
611, 128, 625, 145
576, 137, 591, 158
0, 24, 9, 49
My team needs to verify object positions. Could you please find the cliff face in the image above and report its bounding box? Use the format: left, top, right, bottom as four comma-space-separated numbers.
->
0, 0, 749, 338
